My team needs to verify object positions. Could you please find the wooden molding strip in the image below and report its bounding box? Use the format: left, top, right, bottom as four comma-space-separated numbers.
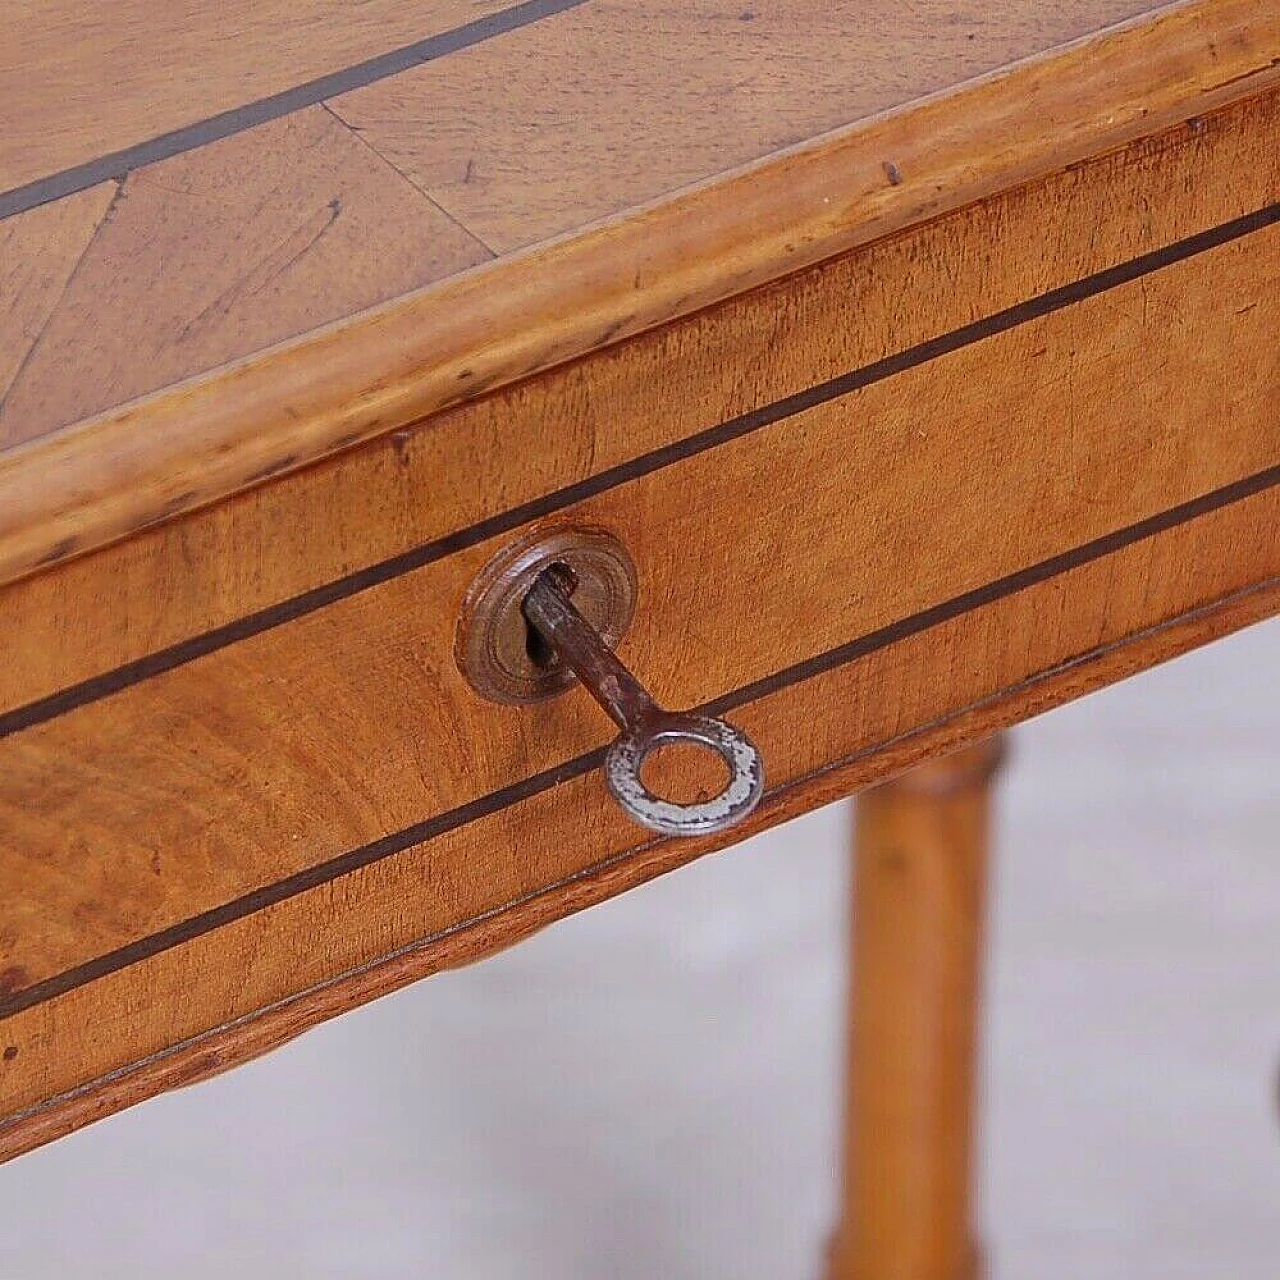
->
0, 0, 1275, 589
0, 0, 590, 220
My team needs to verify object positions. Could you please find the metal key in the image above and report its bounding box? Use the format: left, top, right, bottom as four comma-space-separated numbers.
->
522, 563, 764, 838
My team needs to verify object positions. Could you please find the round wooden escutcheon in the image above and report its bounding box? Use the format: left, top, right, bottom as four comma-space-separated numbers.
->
455, 525, 637, 704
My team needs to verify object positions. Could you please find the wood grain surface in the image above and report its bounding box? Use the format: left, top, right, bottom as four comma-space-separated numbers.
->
2, 227, 1275, 995
1, 88, 1275, 720
330, 0, 1155, 253
5, 251, 1272, 996
0, 107, 488, 439
0, 78, 1276, 1156
1, 0, 1276, 584
0, 183, 117, 405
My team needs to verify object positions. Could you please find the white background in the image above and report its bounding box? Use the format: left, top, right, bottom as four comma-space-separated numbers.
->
2, 620, 1277, 1278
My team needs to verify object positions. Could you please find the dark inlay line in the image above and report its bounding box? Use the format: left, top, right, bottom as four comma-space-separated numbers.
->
0, 0, 590, 221
3, 464, 1276, 1021
2, 202, 1276, 743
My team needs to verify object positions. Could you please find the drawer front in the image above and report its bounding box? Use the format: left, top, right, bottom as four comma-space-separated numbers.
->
1, 90, 1277, 1156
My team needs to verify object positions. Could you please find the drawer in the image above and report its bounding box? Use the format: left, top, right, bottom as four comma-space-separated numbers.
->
1, 89, 1277, 1157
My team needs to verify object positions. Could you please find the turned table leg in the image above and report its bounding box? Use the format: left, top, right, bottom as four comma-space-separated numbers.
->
828, 737, 1006, 1280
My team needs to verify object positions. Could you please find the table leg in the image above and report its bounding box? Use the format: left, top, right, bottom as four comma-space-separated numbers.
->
828, 737, 1006, 1280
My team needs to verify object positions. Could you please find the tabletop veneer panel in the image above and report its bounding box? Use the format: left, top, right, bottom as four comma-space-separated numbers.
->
0, 0, 523, 192
0, 0, 1274, 579
0, 0, 1210, 453
0, 107, 489, 447
0, 224, 1273, 994
330, 0, 1154, 252
0, 183, 116, 405
0, 90, 1273, 715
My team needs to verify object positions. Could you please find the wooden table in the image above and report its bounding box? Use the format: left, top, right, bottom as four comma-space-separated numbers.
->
1, 2, 1276, 1274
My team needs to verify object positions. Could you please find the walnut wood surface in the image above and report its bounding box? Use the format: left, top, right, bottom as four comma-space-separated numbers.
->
2, 90, 1274, 717
0, 107, 489, 439
331, 0, 1155, 254
0, 0, 1276, 583
0, 83, 1276, 1157
4, 0, 1162, 443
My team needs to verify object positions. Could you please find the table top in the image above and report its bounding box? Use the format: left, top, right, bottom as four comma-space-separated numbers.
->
0, 0, 1274, 585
